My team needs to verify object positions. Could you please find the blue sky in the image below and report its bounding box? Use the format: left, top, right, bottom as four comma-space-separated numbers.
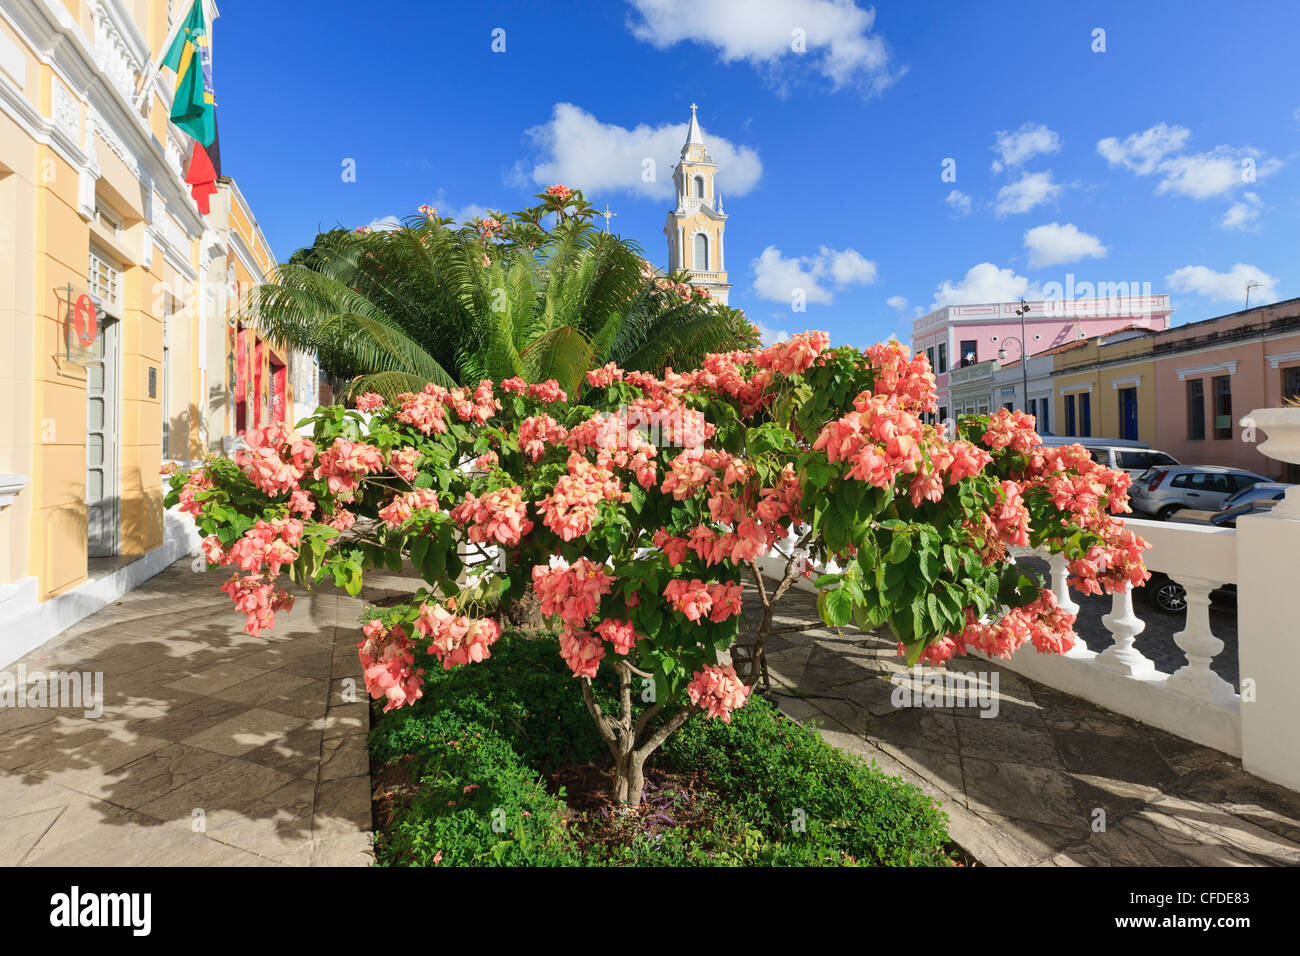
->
213, 0, 1298, 347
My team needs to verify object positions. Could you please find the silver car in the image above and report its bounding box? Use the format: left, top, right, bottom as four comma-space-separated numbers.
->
1130, 465, 1273, 520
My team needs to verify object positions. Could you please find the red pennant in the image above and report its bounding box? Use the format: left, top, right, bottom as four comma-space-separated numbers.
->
185, 141, 218, 215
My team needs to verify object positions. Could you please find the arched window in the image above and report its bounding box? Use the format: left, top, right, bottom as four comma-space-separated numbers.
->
693, 176, 705, 199
693, 233, 709, 272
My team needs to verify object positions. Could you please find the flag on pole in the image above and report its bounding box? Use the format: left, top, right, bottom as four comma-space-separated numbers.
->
161, 0, 216, 147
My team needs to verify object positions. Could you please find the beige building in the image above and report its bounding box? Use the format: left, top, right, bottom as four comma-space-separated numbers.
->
664, 104, 731, 304
0, 0, 315, 666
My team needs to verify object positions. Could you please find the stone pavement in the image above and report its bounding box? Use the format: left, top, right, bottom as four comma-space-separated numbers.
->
745, 583, 1300, 867
0, 558, 372, 866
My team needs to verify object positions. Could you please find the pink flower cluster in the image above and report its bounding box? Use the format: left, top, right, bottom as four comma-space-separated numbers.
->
415, 602, 502, 670
395, 385, 449, 435
686, 664, 751, 722
378, 488, 440, 528
388, 446, 421, 482
501, 377, 567, 404
545, 184, 573, 200
911, 589, 1077, 666
358, 619, 424, 711
559, 627, 604, 678
447, 381, 500, 425
862, 341, 938, 416
518, 414, 568, 462
234, 421, 316, 497
449, 486, 534, 546
538, 454, 625, 541
755, 331, 829, 377
663, 579, 744, 624
586, 362, 624, 387
814, 393, 925, 489
532, 558, 613, 626
315, 437, 384, 496
355, 393, 386, 413
220, 573, 295, 637
595, 617, 639, 656
981, 408, 1041, 454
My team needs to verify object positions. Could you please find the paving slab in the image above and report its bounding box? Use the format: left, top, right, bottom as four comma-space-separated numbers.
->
0, 558, 373, 866
748, 578, 1300, 867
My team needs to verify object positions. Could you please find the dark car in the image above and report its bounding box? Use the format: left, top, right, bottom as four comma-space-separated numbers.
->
1137, 571, 1235, 615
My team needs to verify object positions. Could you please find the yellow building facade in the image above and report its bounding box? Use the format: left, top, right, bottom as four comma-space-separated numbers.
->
1049, 328, 1159, 442
0, 0, 314, 664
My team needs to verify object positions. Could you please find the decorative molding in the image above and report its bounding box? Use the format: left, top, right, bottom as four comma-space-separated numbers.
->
87, 103, 139, 177
1111, 375, 1142, 389
91, 0, 145, 107
1266, 350, 1300, 369
1059, 383, 1094, 395
50, 75, 79, 140
0, 26, 23, 87
1177, 360, 1238, 381
1, 0, 207, 239
0, 473, 27, 508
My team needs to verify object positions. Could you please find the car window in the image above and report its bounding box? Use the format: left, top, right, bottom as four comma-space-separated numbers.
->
1088, 448, 1111, 465
1205, 474, 1232, 494
1171, 474, 1192, 489
1232, 475, 1262, 491
1119, 451, 1177, 469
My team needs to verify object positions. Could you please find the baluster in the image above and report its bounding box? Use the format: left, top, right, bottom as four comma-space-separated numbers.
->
1045, 550, 1090, 658
1166, 575, 1237, 704
1096, 587, 1155, 676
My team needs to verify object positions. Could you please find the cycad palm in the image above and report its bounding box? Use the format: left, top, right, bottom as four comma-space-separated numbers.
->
248, 191, 757, 402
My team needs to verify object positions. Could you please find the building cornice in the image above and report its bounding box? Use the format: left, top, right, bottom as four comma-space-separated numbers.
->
1177, 360, 1238, 382
3, 0, 205, 239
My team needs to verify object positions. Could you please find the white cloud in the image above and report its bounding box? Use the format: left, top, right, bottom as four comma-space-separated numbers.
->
751, 244, 878, 305
515, 103, 762, 201
1098, 124, 1282, 200
931, 262, 1040, 309
1221, 192, 1261, 231
364, 215, 402, 232
886, 295, 908, 312
751, 319, 791, 345
990, 122, 1061, 173
1165, 263, 1279, 305
626, 0, 905, 94
1097, 123, 1190, 175
944, 189, 971, 217
994, 171, 1061, 217
1023, 222, 1107, 269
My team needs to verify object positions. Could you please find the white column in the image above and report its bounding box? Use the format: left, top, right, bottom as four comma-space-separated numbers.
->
1237, 506, 1300, 789
1095, 588, 1155, 676
1166, 574, 1235, 704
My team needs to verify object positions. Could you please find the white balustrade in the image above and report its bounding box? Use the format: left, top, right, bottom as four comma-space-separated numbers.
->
1166, 574, 1236, 705
1096, 588, 1154, 676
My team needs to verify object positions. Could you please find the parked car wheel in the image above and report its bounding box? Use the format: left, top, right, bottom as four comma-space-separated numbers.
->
1145, 574, 1188, 614
1157, 504, 1183, 521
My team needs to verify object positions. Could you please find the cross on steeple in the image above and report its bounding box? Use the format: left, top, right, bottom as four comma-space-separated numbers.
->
599, 203, 617, 233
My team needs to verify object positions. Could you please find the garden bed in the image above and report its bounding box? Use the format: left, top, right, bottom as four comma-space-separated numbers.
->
369, 631, 955, 866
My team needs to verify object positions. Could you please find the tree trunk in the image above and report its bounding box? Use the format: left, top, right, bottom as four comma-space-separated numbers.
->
613, 750, 647, 808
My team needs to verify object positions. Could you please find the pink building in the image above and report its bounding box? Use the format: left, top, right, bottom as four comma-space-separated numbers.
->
1152, 298, 1300, 480
912, 295, 1172, 421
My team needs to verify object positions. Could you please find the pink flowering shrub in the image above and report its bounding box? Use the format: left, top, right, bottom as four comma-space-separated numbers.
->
166, 332, 1147, 806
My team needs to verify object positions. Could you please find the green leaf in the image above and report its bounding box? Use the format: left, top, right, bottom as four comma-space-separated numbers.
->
887, 532, 912, 565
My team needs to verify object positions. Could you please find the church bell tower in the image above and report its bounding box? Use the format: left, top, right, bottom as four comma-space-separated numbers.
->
664, 104, 731, 305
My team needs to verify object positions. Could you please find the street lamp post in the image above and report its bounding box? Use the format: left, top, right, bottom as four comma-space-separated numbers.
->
997, 299, 1032, 413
